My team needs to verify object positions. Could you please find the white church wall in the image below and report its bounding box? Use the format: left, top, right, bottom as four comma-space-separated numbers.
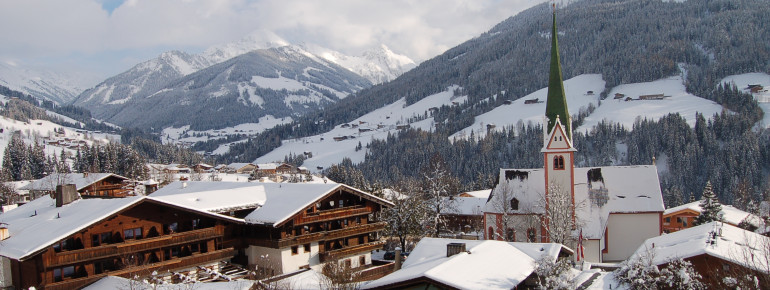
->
604, 212, 661, 262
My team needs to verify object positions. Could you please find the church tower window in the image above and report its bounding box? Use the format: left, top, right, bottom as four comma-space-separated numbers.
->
553, 155, 565, 170
510, 198, 519, 210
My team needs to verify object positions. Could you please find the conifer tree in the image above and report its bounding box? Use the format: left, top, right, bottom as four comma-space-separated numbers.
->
694, 181, 723, 226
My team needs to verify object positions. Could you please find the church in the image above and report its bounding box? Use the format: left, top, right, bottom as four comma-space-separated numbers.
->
482, 10, 664, 263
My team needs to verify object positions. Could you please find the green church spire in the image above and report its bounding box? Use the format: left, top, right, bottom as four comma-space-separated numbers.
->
545, 9, 571, 140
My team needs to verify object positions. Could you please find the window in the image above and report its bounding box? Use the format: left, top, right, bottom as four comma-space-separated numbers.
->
527, 228, 536, 242
54, 266, 75, 282
506, 228, 515, 241
304, 243, 311, 253
92, 232, 111, 247
553, 155, 565, 170
510, 198, 519, 210
683, 218, 688, 227
665, 217, 671, 223
359, 255, 366, 266
124, 228, 143, 240
291, 246, 299, 255
488, 227, 495, 240
339, 199, 344, 208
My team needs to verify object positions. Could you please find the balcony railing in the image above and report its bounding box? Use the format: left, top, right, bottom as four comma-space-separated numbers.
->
47, 226, 223, 267
46, 248, 236, 290
319, 241, 386, 262
245, 222, 386, 249
295, 206, 372, 225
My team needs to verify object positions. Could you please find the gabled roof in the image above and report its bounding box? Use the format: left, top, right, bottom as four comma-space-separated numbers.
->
664, 200, 762, 227
226, 162, 254, 169
149, 181, 393, 227
630, 222, 769, 273
485, 165, 664, 239
256, 163, 279, 170
244, 183, 392, 227
0, 195, 144, 260
459, 189, 492, 199
0, 193, 242, 261
363, 238, 537, 290
442, 196, 487, 216
20, 173, 127, 192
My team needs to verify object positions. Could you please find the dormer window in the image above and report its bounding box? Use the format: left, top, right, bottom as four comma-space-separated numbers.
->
510, 198, 519, 210
553, 155, 565, 170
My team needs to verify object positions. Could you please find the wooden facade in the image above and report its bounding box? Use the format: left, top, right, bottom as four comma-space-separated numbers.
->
662, 208, 700, 233
7, 200, 237, 290
79, 175, 132, 198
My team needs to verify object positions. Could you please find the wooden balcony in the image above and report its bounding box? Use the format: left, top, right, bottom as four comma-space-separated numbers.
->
245, 222, 386, 249
47, 226, 223, 268
319, 241, 386, 262
295, 206, 372, 225
46, 248, 236, 290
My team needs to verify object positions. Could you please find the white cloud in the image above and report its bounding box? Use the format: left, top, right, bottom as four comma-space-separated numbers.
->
0, 0, 544, 78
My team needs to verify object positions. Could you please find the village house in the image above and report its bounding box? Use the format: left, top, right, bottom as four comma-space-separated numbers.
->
628, 222, 769, 288
440, 196, 487, 239
483, 11, 664, 263
225, 162, 256, 174
21, 173, 132, 199
192, 163, 214, 173
662, 200, 762, 233
0, 181, 393, 289
363, 238, 572, 289
149, 181, 392, 277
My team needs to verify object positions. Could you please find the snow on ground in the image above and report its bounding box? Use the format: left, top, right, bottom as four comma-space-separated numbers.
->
161, 115, 292, 149
0, 116, 112, 164
720, 72, 770, 128
578, 75, 723, 132
256, 86, 464, 171
452, 74, 605, 140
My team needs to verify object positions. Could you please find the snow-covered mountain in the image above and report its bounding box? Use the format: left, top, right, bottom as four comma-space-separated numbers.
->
79, 45, 371, 130
0, 61, 86, 105
305, 44, 416, 84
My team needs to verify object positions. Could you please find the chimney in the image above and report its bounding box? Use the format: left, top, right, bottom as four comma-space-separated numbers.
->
55, 184, 78, 207
83, 172, 89, 178
394, 247, 403, 270
182, 181, 187, 189
0, 223, 9, 241
447, 242, 466, 257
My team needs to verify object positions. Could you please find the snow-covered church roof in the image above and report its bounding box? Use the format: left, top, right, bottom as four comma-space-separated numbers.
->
485, 165, 664, 239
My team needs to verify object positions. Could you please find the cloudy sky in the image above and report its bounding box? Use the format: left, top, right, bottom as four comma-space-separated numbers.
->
1, 0, 544, 84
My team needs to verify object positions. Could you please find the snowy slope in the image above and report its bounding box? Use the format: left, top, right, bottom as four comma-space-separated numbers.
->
161, 115, 293, 149
255, 86, 465, 170
720, 72, 770, 128
451, 74, 605, 140
305, 44, 416, 84
579, 75, 723, 132
0, 61, 86, 105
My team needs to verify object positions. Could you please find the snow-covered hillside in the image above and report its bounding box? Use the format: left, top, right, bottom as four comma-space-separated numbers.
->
0, 61, 87, 105
161, 115, 293, 149
255, 86, 465, 170
720, 72, 770, 128
256, 73, 727, 172
0, 95, 118, 164
451, 74, 605, 140
578, 75, 723, 132
305, 44, 416, 84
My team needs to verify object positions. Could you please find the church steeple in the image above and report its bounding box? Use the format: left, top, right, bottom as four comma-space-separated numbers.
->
544, 9, 571, 140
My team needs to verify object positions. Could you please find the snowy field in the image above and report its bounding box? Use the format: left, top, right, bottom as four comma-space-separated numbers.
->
161, 115, 293, 150
720, 72, 770, 128
256, 86, 466, 171
578, 75, 723, 132
451, 74, 605, 140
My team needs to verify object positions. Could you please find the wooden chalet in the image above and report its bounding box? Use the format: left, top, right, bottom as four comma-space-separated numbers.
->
150, 182, 394, 277
524, 98, 539, 104
21, 173, 132, 199
226, 163, 256, 174
639, 93, 666, 100
0, 187, 242, 290
663, 200, 761, 233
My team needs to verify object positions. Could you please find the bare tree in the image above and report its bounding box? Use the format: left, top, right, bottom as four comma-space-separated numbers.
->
318, 260, 361, 290
539, 183, 584, 245
382, 179, 428, 251
420, 153, 460, 237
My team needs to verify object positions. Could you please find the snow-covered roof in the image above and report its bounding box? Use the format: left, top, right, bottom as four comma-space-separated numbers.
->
149, 181, 266, 214
226, 162, 254, 169
244, 183, 392, 226
442, 197, 487, 216
510, 242, 574, 264
630, 222, 769, 273
149, 181, 392, 227
363, 238, 537, 289
256, 163, 279, 170
0, 195, 144, 260
664, 200, 762, 227
19, 173, 126, 192
460, 189, 492, 199
485, 165, 664, 239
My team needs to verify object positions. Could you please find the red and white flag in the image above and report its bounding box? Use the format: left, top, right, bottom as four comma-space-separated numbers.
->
576, 228, 585, 261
